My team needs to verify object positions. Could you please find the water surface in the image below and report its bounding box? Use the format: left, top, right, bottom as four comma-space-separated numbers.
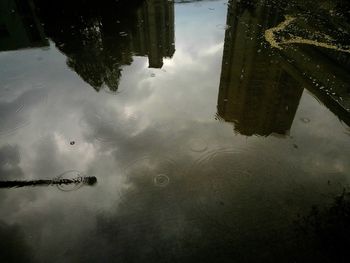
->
1, 0, 350, 262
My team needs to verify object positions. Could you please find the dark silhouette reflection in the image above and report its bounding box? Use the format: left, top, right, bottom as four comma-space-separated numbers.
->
32, 0, 175, 92
0, 0, 48, 51
294, 190, 350, 263
218, 0, 350, 135
0, 176, 97, 189
133, 0, 175, 68
217, 0, 303, 136
275, 0, 350, 125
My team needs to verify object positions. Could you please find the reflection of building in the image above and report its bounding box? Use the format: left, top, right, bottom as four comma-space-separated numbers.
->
217, 1, 303, 136
0, 0, 48, 51
218, 0, 350, 135
133, 0, 175, 68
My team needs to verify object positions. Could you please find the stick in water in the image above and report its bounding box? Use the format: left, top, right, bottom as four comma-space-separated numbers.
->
0, 176, 97, 189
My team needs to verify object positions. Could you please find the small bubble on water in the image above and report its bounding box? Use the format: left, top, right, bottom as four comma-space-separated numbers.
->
300, 117, 311, 123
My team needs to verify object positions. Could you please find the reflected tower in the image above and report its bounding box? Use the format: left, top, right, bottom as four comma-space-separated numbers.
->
133, 0, 175, 68
217, 0, 303, 136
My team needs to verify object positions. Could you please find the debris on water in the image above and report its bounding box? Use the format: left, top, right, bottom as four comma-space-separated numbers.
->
300, 117, 311, 123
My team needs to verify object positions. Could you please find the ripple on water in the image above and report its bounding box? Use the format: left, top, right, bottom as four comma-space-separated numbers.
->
188, 138, 208, 153
185, 146, 300, 234
117, 156, 179, 210
153, 174, 170, 187
78, 113, 117, 144
0, 86, 48, 137
0, 119, 31, 137
83, 112, 139, 145
0, 144, 21, 168
55, 170, 86, 192
0, 99, 28, 136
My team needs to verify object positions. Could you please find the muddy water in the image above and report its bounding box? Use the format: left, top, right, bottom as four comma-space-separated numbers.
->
0, 0, 350, 262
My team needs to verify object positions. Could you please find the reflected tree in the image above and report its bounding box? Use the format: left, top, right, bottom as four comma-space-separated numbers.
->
33, 0, 141, 92
32, 0, 175, 92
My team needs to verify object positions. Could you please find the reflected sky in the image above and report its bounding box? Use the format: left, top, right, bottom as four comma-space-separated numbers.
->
0, 0, 350, 262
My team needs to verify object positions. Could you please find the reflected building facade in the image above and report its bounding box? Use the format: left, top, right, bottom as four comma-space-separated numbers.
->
217, 0, 303, 136
218, 0, 350, 135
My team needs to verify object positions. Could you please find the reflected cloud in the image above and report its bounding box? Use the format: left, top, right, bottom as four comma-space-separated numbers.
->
0, 144, 23, 179
0, 87, 47, 136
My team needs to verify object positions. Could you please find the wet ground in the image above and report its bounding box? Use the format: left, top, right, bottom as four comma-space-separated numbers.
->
0, 0, 350, 262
